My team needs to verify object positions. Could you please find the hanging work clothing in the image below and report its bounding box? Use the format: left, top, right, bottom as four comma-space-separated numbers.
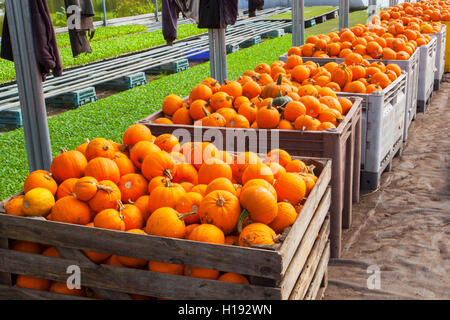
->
162, 0, 181, 43
162, 0, 200, 44
249, 0, 264, 17
197, 0, 238, 29
0, 0, 63, 81
64, 0, 96, 58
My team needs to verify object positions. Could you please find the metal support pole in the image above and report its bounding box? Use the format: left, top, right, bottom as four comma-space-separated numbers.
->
292, 0, 305, 47
208, 29, 227, 84
339, 0, 349, 30
102, 0, 107, 26
5, 0, 53, 171
369, 0, 377, 18
155, 0, 159, 22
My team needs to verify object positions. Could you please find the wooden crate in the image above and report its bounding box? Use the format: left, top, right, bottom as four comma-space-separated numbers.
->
0, 157, 331, 300
137, 98, 362, 259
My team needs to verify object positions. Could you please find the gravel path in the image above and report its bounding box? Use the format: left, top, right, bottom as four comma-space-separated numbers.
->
324, 77, 450, 300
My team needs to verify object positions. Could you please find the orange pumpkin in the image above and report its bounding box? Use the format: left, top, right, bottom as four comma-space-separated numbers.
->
198, 190, 241, 235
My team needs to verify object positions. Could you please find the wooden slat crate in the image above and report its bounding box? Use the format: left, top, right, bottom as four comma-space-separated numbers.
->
0, 157, 331, 300
137, 98, 362, 259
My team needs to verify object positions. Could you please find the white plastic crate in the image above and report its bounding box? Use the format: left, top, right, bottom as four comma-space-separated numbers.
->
417, 36, 437, 112
335, 73, 407, 191
430, 24, 446, 90
278, 52, 418, 142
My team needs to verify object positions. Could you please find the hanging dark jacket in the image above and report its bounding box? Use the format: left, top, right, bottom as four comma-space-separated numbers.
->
197, 0, 238, 29
64, 0, 96, 58
0, 0, 63, 81
249, 0, 264, 14
162, 0, 181, 42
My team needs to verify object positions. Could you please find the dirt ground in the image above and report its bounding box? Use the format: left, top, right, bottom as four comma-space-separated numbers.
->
323, 77, 450, 300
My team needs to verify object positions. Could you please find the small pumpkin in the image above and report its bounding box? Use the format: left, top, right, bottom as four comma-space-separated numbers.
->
74, 176, 102, 201
147, 180, 186, 213
238, 223, 278, 247
49, 281, 86, 297
22, 188, 55, 217
218, 273, 250, 284
241, 163, 274, 185
175, 192, 203, 225
331, 64, 353, 88
187, 223, 225, 244
118, 201, 143, 230
238, 186, 278, 229
84, 157, 121, 184
49, 149, 87, 183
5, 195, 24, 216
172, 162, 198, 185
144, 207, 189, 239
132, 195, 151, 222
117, 173, 148, 203
153, 134, 180, 153
93, 207, 126, 231
16, 275, 51, 291
88, 180, 121, 213
148, 261, 184, 275
141, 150, 177, 181
85, 138, 116, 161
198, 158, 233, 185
197, 190, 241, 235
122, 124, 153, 147
55, 178, 79, 199
205, 177, 237, 196
162, 94, 183, 116
51, 195, 91, 225
113, 152, 137, 176
129, 141, 161, 169
256, 104, 280, 129
268, 202, 298, 234
273, 172, 306, 205
24, 170, 57, 196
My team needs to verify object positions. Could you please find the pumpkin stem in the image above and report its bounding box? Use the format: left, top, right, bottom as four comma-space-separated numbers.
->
163, 169, 173, 181
117, 200, 125, 212
97, 184, 113, 193
44, 173, 53, 181
60, 148, 68, 153
216, 195, 226, 207
119, 144, 128, 153
237, 209, 250, 234
202, 106, 211, 117
178, 212, 197, 220
273, 234, 282, 243
276, 74, 283, 85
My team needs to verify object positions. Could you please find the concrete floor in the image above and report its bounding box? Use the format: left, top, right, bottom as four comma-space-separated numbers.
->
323, 76, 450, 300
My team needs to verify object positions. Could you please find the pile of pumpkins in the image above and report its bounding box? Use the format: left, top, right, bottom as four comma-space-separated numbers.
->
381, 1, 450, 22
156, 67, 357, 131
292, 1, 445, 60
155, 52, 404, 130
4, 124, 318, 298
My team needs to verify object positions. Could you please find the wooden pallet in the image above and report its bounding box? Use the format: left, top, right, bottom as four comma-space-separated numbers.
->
0, 157, 331, 300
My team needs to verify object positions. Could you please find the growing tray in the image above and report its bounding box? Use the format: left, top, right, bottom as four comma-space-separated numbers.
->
0, 158, 331, 300
137, 98, 362, 259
